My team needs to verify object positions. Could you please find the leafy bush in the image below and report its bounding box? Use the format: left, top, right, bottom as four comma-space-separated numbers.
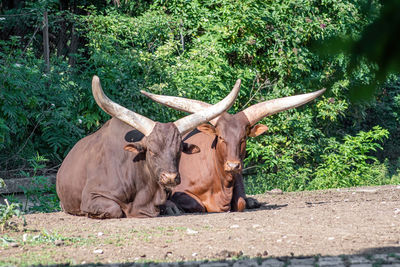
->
0, 39, 85, 170
309, 126, 390, 189
19, 154, 60, 213
245, 126, 394, 193
0, 199, 25, 232
0, 179, 25, 231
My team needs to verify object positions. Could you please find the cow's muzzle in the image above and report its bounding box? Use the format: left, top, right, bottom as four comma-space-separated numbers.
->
224, 161, 242, 173
159, 172, 181, 187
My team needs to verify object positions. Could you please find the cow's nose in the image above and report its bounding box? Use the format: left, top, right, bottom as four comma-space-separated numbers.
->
160, 172, 180, 186
224, 161, 241, 172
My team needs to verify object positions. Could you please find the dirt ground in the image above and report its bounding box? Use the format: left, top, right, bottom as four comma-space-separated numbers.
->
1, 185, 400, 266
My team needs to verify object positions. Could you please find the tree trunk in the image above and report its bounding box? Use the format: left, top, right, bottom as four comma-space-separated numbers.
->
56, 18, 68, 58
68, 24, 79, 66
56, 0, 69, 57
43, 11, 50, 72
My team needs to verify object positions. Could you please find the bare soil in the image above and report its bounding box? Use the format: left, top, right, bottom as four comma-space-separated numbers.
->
1, 185, 400, 266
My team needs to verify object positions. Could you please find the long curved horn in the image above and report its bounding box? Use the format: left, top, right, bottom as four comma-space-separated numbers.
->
173, 79, 240, 134
92, 75, 156, 136
141, 80, 242, 126
242, 88, 326, 126
140, 80, 240, 134
140, 91, 211, 113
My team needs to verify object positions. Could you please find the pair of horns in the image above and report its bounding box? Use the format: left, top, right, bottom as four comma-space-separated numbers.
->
91, 76, 240, 136
141, 86, 325, 126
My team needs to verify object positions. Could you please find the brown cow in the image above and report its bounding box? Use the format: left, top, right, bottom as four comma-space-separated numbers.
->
141, 87, 325, 213
56, 76, 239, 219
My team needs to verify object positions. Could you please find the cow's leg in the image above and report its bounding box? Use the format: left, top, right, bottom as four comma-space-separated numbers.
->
231, 174, 246, 211
170, 192, 206, 213
81, 193, 124, 219
231, 174, 260, 211
123, 185, 167, 218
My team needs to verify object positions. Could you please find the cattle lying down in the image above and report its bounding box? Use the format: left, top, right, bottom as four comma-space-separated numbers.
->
56, 75, 239, 219
141, 87, 325, 213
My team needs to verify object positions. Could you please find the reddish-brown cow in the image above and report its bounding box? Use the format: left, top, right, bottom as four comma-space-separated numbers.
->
56, 76, 239, 219
142, 87, 325, 213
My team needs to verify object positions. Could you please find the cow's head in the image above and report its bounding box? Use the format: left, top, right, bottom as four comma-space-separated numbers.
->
123, 123, 199, 187
91, 76, 239, 188
195, 112, 268, 174
141, 84, 325, 176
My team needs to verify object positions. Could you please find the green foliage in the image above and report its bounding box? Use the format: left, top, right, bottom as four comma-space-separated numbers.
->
79, 8, 179, 122
23, 229, 80, 246
309, 126, 390, 189
0, 180, 25, 230
19, 154, 60, 213
245, 126, 397, 194
0, 39, 85, 169
0, 199, 25, 232
1, 0, 399, 196
0, 235, 18, 248
314, 0, 400, 100
0, 229, 81, 248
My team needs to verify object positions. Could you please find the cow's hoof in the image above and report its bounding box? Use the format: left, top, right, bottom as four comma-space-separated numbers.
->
245, 197, 261, 209
165, 205, 182, 216
159, 200, 182, 216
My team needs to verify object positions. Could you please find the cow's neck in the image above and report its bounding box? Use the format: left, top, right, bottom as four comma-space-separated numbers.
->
212, 151, 234, 210
213, 150, 235, 188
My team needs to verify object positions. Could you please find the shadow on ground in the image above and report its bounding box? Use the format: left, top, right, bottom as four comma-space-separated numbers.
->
48, 247, 400, 267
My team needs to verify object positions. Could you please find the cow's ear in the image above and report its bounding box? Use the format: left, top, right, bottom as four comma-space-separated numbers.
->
124, 143, 146, 154
197, 123, 216, 137
248, 124, 268, 137
182, 142, 200, 154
